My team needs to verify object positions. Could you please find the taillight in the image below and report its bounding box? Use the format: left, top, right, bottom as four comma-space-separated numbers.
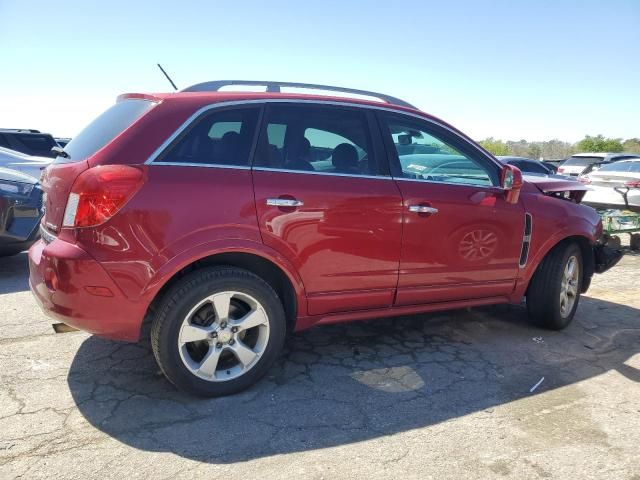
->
63, 165, 145, 228
557, 167, 565, 173
578, 176, 591, 184
624, 180, 640, 188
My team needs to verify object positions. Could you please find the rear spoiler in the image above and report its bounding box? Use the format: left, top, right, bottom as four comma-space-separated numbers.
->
116, 93, 162, 103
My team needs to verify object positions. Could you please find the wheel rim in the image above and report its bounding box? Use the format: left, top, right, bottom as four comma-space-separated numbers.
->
559, 255, 580, 318
177, 291, 270, 382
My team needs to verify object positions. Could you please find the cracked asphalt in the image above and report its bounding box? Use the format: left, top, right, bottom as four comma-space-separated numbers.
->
1, 251, 639, 479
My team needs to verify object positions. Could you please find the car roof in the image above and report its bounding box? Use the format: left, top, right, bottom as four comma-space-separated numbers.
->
571, 152, 609, 158
121, 90, 421, 112
117, 87, 480, 154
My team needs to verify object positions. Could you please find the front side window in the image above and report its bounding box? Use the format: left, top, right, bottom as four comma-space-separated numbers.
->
157, 107, 259, 166
254, 104, 380, 176
381, 114, 497, 187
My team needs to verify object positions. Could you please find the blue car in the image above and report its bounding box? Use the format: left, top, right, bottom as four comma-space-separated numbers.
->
0, 167, 43, 256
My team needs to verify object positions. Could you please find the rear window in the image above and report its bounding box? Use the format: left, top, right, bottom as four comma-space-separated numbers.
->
562, 156, 602, 167
0, 132, 58, 157
57, 99, 156, 163
597, 161, 640, 173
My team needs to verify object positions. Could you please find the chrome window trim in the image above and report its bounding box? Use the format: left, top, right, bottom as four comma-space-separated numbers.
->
252, 166, 391, 181
144, 99, 504, 176
394, 176, 499, 190
147, 162, 251, 171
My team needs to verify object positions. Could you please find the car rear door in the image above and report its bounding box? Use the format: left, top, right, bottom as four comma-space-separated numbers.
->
378, 111, 525, 306
252, 103, 403, 316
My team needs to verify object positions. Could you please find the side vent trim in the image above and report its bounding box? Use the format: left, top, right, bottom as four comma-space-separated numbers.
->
519, 213, 533, 268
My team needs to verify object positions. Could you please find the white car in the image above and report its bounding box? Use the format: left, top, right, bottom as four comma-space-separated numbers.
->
581, 159, 640, 209
557, 152, 640, 177
0, 146, 52, 179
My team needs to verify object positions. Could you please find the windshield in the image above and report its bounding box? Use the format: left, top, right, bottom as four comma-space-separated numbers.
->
57, 99, 156, 163
563, 156, 602, 167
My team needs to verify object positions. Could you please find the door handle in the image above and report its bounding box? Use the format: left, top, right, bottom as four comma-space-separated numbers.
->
266, 198, 304, 207
408, 205, 438, 214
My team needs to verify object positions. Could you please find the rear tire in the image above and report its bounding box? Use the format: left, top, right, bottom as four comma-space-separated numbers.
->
526, 243, 583, 330
151, 266, 286, 397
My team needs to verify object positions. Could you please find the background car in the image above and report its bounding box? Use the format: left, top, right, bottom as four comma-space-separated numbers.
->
581, 159, 640, 210
0, 146, 52, 179
496, 156, 575, 180
0, 128, 59, 158
0, 166, 43, 256
557, 152, 640, 177
55, 137, 72, 148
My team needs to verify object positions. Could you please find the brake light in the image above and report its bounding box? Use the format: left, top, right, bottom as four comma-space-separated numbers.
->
557, 167, 565, 173
63, 165, 145, 228
624, 180, 640, 188
578, 176, 591, 184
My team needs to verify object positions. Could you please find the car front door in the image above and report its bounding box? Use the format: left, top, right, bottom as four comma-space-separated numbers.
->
252, 103, 403, 316
378, 112, 525, 306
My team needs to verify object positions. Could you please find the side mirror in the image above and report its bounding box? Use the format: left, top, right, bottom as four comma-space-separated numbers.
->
501, 164, 523, 204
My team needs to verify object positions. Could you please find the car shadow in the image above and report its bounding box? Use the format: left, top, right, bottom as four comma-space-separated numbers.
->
67, 297, 639, 464
0, 252, 30, 294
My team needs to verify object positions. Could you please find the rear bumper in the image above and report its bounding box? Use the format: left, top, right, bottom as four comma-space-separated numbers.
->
28, 236, 147, 342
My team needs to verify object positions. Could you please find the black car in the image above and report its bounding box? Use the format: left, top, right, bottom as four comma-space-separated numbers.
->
0, 129, 59, 158
0, 167, 43, 256
496, 156, 575, 180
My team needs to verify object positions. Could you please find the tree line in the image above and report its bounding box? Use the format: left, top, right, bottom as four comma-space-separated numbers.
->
477, 135, 640, 159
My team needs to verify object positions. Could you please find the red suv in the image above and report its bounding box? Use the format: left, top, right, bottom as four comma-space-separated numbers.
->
29, 81, 620, 396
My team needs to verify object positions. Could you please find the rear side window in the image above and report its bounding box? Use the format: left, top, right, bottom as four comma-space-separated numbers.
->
157, 107, 260, 167
58, 99, 156, 163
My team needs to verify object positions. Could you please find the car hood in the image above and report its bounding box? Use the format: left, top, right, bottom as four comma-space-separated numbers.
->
0, 166, 39, 185
523, 175, 589, 202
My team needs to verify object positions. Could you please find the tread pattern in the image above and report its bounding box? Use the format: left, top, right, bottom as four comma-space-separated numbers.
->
526, 242, 582, 330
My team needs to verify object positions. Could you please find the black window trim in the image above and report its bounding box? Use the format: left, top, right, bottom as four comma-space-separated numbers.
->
250, 102, 390, 179
376, 111, 502, 188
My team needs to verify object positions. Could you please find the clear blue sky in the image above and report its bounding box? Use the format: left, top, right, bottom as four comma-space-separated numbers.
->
1, 0, 638, 142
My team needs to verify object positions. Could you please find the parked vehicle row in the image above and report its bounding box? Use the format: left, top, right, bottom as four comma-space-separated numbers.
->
558, 152, 640, 177
26, 80, 622, 397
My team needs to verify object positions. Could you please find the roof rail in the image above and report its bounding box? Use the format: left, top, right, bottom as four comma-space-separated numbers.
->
182, 80, 416, 109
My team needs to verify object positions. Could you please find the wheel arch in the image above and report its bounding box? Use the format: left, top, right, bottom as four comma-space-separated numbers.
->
519, 234, 595, 300
140, 246, 306, 341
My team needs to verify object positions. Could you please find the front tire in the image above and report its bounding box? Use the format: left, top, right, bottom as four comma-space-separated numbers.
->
151, 267, 286, 397
526, 243, 583, 330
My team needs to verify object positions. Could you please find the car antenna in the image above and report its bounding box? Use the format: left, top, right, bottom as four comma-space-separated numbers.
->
157, 63, 178, 91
